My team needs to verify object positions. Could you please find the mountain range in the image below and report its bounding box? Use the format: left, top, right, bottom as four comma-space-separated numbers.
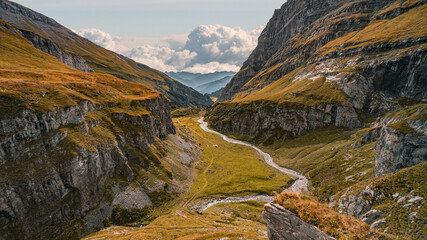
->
166, 71, 235, 94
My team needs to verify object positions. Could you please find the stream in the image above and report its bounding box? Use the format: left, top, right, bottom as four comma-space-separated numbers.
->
194, 117, 309, 212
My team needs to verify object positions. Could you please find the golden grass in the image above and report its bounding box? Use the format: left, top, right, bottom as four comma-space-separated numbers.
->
234, 73, 347, 107
332, 162, 426, 239
0, 23, 160, 114
319, 4, 427, 55
274, 193, 398, 239
259, 126, 377, 200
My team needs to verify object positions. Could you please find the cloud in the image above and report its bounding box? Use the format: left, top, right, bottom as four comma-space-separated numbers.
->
76, 25, 263, 73
76, 28, 129, 53
184, 25, 262, 67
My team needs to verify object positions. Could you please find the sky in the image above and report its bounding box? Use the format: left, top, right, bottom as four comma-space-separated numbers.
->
12, 0, 286, 73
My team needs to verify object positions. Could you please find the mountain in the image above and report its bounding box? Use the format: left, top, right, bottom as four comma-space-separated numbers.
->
0, 1, 202, 239
208, 88, 224, 98
166, 71, 235, 94
206, 0, 426, 238
194, 76, 233, 94
0, 0, 212, 107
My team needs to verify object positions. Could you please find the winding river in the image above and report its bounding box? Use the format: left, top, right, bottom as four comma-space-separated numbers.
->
194, 117, 309, 212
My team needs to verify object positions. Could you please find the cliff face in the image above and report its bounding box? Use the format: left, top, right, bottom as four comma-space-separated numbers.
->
0, 14, 197, 238
0, 97, 176, 239
0, 0, 212, 107
375, 119, 427, 177
206, 101, 359, 140
209, 0, 426, 142
330, 162, 426, 239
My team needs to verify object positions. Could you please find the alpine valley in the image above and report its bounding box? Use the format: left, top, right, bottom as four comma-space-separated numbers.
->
0, 0, 425, 240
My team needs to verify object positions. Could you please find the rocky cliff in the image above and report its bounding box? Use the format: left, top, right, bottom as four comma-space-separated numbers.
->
0, 21, 93, 73
375, 114, 427, 177
209, 0, 427, 142
206, 101, 360, 141
0, 96, 177, 240
0, 0, 213, 107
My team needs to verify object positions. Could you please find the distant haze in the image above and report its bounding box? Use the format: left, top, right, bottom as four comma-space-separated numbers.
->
12, 0, 286, 73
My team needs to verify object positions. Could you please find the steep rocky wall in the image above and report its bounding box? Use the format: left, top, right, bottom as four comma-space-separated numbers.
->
209, 0, 426, 142
0, 97, 175, 240
206, 101, 359, 141
375, 119, 427, 177
262, 203, 334, 240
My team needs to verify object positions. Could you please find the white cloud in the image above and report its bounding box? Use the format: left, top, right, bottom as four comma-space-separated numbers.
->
76, 25, 263, 73
76, 28, 129, 53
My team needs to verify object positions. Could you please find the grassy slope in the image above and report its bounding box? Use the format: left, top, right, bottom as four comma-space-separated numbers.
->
257, 126, 376, 201
318, 2, 427, 55
233, 70, 348, 107
0, 22, 159, 115
83, 115, 291, 239
332, 162, 427, 239
226, 1, 426, 107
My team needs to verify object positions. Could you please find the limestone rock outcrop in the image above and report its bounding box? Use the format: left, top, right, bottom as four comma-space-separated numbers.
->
262, 203, 335, 240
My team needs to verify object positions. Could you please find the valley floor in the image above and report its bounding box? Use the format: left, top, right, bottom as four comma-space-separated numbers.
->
83, 115, 292, 239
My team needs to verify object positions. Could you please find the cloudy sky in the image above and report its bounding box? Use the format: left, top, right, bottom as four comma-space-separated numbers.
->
13, 0, 285, 73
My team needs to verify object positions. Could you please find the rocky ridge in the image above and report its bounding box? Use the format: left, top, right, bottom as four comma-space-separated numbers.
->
0, 0, 212, 107
209, 0, 426, 142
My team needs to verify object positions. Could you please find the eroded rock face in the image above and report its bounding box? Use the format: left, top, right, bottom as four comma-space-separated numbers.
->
206, 101, 359, 141
0, 97, 175, 240
375, 121, 427, 177
262, 203, 335, 240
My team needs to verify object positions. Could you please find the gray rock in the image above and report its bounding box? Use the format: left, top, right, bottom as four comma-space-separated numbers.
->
371, 218, 386, 229
206, 101, 360, 141
262, 203, 335, 240
375, 120, 427, 177
112, 186, 153, 210
361, 209, 383, 225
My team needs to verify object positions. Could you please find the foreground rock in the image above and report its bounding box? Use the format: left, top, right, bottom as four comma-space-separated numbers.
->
264, 193, 395, 240
263, 203, 334, 240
